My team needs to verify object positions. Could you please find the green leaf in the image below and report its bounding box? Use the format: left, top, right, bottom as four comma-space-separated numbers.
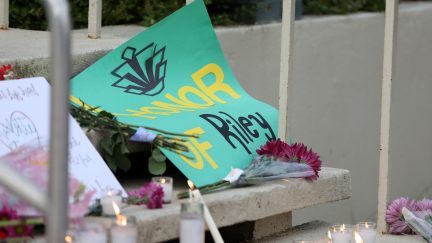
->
151, 148, 166, 162
120, 143, 130, 154
111, 133, 122, 145
100, 140, 113, 156
105, 155, 117, 172
148, 157, 166, 175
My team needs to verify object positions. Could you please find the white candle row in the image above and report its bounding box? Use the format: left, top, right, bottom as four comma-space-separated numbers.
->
292, 222, 377, 243
66, 217, 137, 243
328, 222, 377, 243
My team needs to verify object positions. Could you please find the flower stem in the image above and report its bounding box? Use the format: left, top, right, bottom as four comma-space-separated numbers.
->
0, 217, 44, 227
177, 180, 232, 199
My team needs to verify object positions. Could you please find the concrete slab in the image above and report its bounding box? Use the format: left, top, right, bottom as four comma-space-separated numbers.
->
117, 167, 350, 242
255, 221, 426, 243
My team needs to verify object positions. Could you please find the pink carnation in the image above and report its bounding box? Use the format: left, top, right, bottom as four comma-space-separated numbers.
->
386, 197, 418, 234
0, 205, 33, 238
416, 199, 432, 211
256, 139, 288, 158
127, 182, 164, 209
256, 140, 322, 180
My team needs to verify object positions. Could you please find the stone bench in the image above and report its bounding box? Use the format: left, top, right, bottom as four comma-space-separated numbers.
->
93, 167, 350, 242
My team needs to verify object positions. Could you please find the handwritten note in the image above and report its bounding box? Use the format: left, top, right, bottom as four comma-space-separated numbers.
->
0, 77, 126, 199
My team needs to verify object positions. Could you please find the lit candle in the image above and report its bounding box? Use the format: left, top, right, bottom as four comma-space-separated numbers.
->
180, 201, 205, 243
187, 180, 224, 243
65, 234, 74, 243
100, 189, 122, 216
152, 176, 173, 203
330, 224, 352, 243
78, 223, 107, 243
355, 222, 376, 243
110, 202, 138, 243
354, 232, 364, 243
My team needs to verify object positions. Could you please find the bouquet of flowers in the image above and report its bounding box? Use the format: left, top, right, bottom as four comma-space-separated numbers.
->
0, 143, 96, 239
386, 197, 432, 242
178, 139, 322, 198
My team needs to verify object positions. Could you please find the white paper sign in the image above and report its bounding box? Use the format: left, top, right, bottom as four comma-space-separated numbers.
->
0, 77, 126, 199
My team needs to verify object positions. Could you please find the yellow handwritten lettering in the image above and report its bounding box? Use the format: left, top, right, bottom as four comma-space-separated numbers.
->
178, 127, 218, 170
179, 141, 204, 169
108, 63, 241, 119
192, 63, 240, 104
184, 127, 218, 169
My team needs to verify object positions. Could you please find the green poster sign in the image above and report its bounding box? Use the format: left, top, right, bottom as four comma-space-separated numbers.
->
71, 0, 278, 187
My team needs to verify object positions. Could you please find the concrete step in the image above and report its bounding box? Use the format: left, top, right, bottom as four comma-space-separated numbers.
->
255, 220, 426, 243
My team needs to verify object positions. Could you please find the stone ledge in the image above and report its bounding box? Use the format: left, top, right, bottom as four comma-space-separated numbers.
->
255, 220, 426, 243
118, 167, 350, 242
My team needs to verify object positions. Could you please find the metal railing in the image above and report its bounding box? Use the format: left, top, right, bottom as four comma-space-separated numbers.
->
0, 1, 71, 243
0, 0, 400, 237
0, 0, 195, 38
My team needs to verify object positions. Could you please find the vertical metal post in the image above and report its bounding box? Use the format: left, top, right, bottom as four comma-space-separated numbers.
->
42, 0, 71, 242
377, 0, 399, 234
88, 0, 102, 39
0, 0, 8, 29
278, 0, 295, 140
277, 0, 295, 228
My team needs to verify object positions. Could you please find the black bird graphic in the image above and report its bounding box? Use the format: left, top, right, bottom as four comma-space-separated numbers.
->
111, 43, 167, 96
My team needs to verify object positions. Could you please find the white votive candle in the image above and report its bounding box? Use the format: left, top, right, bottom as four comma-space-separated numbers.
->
355, 222, 377, 243
78, 223, 107, 243
180, 202, 204, 243
330, 224, 352, 243
100, 189, 122, 216
152, 176, 173, 203
111, 215, 138, 243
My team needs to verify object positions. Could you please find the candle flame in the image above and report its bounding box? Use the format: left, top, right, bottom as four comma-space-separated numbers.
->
354, 232, 364, 243
107, 190, 113, 196
365, 222, 369, 229
116, 214, 128, 226
161, 177, 166, 184
340, 224, 346, 232
112, 201, 121, 216
65, 235, 73, 243
328, 230, 332, 240
187, 180, 195, 190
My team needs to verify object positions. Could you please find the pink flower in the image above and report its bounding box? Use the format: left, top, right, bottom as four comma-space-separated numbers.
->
256, 139, 288, 158
386, 197, 418, 234
0, 145, 95, 221
256, 140, 322, 180
416, 199, 432, 211
283, 142, 322, 180
69, 177, 96, 224
0, 205, 33, 238
127, 182, 164, 209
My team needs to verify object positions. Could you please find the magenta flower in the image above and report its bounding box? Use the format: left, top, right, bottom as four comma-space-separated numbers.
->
256, 140, 322, 180
386, 197, 418, 234
69, 177, 96, 224
416, 199, 432, 211
0, 205, 33, 238
127, 182, 164, 209
256, 139, 288, 158
283, 142, 322, 180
